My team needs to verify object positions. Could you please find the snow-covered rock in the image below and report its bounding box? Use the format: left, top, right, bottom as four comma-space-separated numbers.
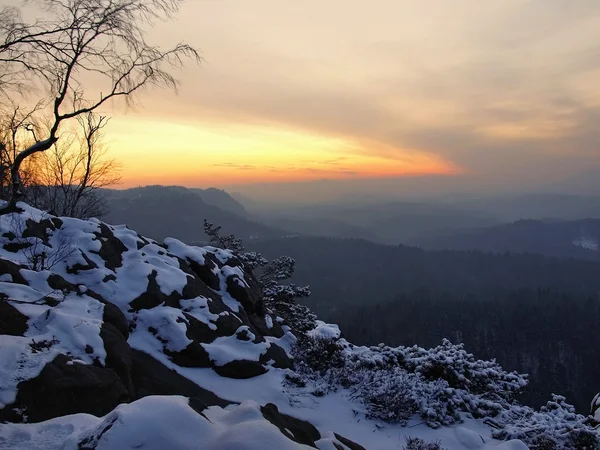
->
0, 202, 543, 449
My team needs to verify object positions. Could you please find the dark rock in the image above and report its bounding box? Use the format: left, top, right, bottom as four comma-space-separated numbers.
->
226, 275, 255, 313
90, 223, 127, 271
1, 354, 129, 423
187, 258, 220, 291
100, 323, 134, 397
103, 274, 117, 283
0, 299, 28, 336
3, 242, 32, 253
102, 302, 129, 339
77, 415, 118, 450
214, 312, 245, 337
183, 313, 219, 344
67, 252, 98, 274
333, 433, 367, 450
130, 349, 231, 407
22, 217, 62, 245
253, 313, 286, 339
212, 360, 267, 379
204, 252, 224, 270
236, 328, 252, 341
225, 269, 265, 316
136, 234, 153, 248
181, 274, 222, 303
129, 270, 181, 311
260, 343, 292, 369
223, 256, 244, 268
0, 203, 23, 215
164, 341, 212, 368
0, 258, 27, 284
260, 402, 321, 447
46, 273, 78, 292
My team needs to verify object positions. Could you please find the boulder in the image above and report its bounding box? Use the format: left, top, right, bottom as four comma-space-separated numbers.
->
0, 299, 28, 336
102, 301, 129, 339
0, 257, 27, 284
129, 270, 181, 311
100, 322, 134, 397
213, 359, 267, 379
130, 349, 231, 408
333, 433, 367, 450
260, 402, 321, 447
3, 354, 129, 423
90, 223, 127, 271
260, 343, 292, 369
164, 341, 212, 368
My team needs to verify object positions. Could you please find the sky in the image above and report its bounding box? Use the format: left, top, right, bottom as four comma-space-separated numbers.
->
100, 0, 600, 198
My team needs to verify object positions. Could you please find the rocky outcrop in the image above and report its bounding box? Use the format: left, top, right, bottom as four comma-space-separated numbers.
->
0, 206, 293, 418
0, 354, 129, 423
0, 203, 365, 450
0, 300, 28, 336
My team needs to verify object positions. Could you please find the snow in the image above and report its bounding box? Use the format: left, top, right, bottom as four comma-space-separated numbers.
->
135, 306, 192, 352
164, 237, 207, 265
0, 279, 105, 409
0, 389, 530, 450
202, 326, 269, 366
115, 344, 525, 450
0, 203, 535, 449
179, 297, 219, 329
308, 321, 341, 339
0, 397, 314, 450
266, 331, 296, 355
265, 314, 273, 329
573, 237, 599, 251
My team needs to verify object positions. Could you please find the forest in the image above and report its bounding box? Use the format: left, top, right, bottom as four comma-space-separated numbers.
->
335, 288, 600, 414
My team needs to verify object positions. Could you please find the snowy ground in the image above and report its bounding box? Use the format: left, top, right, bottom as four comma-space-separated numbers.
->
0, 392, 528, 450
0, 203, 531, 449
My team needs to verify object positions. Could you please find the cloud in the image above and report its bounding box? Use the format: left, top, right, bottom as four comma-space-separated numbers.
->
211, 163, 255, 170
129, 0, 600, 187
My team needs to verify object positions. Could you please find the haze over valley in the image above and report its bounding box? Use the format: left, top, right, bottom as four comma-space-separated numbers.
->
3, 1, 600, 449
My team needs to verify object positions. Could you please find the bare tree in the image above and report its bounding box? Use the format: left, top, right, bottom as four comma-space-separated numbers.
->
29, 112, 121, 218
8, 212, 77, 271
0, 0, 200, 209
0, 101, 45, 200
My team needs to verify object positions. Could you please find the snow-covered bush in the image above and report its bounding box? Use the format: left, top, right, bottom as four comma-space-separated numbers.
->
293, 334, 346, 376
402, 436, 447, 450
203, 220, 244, 252
494, 395, 599, 450
263, 283, 315, 332
402, 339, 527, 398
291, 334, 599, 446
354, 368, 424, 424
203, 221, 316, 332
397, 339, 528, 423
291, 336, 532, 427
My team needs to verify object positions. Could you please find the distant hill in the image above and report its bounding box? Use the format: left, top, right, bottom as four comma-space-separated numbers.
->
447, 194, 600, 222
413, 218, 600, 261
255, 200, 499, 245
241, 193, 600, 245
190, 187, 248, 217
104, 185, 280, 243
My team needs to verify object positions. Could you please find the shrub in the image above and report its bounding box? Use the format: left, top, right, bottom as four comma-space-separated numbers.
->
494, 395, 599, 450
402, 436, 447, 450
290, 336, 529, 427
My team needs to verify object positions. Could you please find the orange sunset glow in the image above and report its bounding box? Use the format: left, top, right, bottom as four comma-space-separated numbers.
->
107, 116, 459, 187
90, 0, 600, 194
